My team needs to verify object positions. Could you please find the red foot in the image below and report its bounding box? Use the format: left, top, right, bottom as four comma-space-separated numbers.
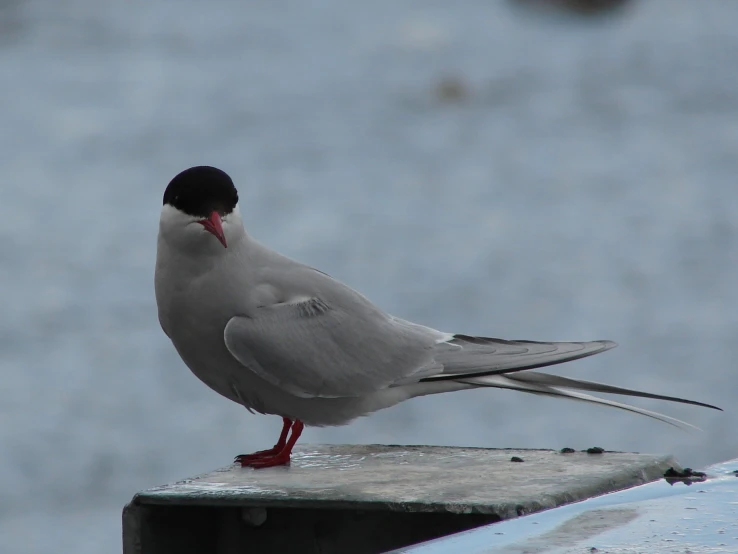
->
234, 447, 280, 464
234, 417, 292, 466
241, 452, 292, 468
237, 419, 304, 470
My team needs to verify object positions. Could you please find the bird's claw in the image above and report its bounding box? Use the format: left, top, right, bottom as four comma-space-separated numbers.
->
240, 453, 291, 469
234, 447, 280, 464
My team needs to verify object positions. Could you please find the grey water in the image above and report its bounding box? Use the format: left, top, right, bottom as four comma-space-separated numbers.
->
1, 0, 737, 552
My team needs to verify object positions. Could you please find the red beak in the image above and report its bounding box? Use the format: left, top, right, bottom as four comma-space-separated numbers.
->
197, 211, 227, 248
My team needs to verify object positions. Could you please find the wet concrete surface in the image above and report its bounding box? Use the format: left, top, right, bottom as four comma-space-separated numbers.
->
131, 444, 677, 517
124, 444, 680, 553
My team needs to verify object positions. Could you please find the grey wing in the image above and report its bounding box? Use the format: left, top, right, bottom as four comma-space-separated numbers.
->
223, 254, 616, 398
224, 296, 444, 399
423, 335, 617, 382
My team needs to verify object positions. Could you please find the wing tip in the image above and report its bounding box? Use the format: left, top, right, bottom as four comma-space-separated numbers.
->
601, 339, 618, 350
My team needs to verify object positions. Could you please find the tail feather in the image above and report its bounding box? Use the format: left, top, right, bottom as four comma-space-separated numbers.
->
458, 374, 703, 430
506, 371, 722, 411
419, 334, 720, 429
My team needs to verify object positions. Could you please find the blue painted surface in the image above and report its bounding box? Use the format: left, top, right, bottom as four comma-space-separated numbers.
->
395, 458, 738, 553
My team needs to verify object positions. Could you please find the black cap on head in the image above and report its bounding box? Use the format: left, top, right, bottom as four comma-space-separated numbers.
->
163, 166, 239, 218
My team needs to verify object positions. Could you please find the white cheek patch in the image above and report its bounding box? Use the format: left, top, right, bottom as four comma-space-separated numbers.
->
222, 203, 241, 223
160, 204, 199, 226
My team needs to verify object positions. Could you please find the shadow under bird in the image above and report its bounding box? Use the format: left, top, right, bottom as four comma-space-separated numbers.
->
154, 166, 721, 469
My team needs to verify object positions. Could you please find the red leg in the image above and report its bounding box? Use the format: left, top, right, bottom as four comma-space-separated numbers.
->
242, 420, 304, 469
235, 417, 292, 465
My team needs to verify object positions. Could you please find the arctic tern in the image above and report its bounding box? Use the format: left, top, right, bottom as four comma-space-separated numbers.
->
155, 166, 720, 468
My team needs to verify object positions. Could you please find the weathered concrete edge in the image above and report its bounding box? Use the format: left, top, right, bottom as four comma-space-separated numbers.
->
122, 501, 142, 554
130, 453, 680, 521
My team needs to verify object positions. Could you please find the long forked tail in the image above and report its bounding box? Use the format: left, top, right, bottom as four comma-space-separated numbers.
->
458, 372, 721, 430
422, 335, 721, 429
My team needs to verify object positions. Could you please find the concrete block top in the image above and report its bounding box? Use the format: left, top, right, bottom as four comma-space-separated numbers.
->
133, 444, 678, 521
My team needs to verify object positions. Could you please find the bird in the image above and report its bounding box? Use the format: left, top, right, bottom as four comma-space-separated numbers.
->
155, 166, 721, 469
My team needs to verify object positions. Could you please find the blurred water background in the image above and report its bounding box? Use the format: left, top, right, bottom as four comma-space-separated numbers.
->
1, 0, 737, 552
